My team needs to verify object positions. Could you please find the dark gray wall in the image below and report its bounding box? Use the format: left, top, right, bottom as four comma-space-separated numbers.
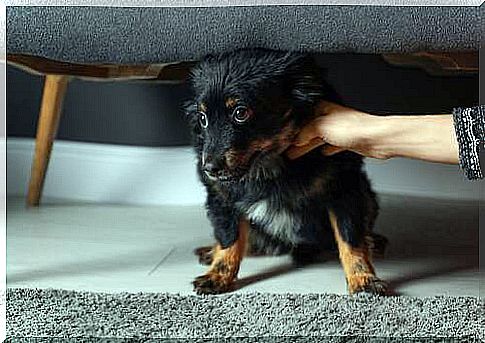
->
7, 53, 478, 147
7, 68, 192, 146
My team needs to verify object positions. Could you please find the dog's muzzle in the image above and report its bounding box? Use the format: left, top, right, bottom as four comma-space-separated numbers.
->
202, 154, 234, 182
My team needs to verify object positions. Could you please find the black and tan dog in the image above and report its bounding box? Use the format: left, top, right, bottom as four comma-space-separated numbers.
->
185, 48, 387, 295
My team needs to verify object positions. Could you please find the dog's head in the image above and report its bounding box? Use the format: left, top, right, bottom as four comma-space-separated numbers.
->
186, 48, 326, 184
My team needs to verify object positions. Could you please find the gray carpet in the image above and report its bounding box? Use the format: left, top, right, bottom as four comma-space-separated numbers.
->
7, 288, 484, 341
6, 6, 479, 64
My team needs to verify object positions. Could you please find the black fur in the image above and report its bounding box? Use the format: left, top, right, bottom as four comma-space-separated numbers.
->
185, 48, 380, 264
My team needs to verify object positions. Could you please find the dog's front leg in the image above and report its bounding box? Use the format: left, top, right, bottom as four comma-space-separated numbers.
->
328, 209, 387, 295
193, 218, 249, 295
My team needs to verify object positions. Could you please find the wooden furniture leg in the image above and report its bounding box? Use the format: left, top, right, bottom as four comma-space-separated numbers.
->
27, 75, 70, 207
7, 54, 193, 207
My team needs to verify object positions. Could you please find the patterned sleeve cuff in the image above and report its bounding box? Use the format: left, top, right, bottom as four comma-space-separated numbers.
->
452, 106, 484, 180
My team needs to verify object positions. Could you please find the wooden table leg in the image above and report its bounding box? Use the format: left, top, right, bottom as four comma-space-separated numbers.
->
27, 74, 70, 207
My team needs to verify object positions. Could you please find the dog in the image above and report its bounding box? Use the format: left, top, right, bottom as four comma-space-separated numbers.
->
185, 48, 387, 295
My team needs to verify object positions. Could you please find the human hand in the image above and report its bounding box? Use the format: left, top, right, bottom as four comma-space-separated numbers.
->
287, 101, 381, 160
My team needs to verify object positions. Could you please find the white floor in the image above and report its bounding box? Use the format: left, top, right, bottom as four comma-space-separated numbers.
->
6, 194, 480, 297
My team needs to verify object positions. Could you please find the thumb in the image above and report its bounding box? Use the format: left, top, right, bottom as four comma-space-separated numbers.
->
320, 144, 346, 156
286, 137, 325, 160
293, 119, 324, 147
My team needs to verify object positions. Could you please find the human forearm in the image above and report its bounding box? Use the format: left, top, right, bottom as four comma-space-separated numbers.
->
287, 102, 465, 167
364, 114, 459, 164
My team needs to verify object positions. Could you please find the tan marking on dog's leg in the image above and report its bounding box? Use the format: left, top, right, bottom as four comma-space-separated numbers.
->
328, 210, 387, 295
193, 218, 249, 294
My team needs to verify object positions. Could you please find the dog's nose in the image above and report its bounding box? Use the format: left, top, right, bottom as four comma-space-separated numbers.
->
202, 161, 222, 180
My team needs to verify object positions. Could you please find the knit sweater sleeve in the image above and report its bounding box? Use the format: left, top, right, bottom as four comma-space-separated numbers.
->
452, 105, 484, 180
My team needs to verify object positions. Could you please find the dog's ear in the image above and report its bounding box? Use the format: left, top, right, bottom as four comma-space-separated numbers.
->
286, 54, 326, 106
286, 55, 341, 106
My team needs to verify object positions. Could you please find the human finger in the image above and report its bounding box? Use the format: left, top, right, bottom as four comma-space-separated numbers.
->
286, 137, 325, 160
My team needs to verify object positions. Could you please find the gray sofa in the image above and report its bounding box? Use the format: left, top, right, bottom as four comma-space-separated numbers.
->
7, 5, 480, 63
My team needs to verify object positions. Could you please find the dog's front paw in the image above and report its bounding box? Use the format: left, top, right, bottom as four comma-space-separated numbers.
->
192, 273, 234, 295
194, 246, 214, 265
348, 274, 388, 296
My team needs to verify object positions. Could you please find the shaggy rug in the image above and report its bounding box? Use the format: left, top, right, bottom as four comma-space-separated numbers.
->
6, 288, 484, 342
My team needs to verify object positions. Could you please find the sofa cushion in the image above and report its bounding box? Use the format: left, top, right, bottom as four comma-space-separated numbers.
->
6, 5, 479, 64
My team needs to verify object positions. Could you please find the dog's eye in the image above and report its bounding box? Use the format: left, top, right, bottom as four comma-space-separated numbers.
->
232, 106, 252, 124
198, 112, 208, 128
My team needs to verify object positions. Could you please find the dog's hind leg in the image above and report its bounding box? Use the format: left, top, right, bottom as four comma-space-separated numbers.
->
366, 232, 389, 257
291, 244, 323, 267
194, 245, 215, 265
328, 209, 387, 295
194, 226, 290, 266
246, 227, 292, 257
193, 218, 249, 295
